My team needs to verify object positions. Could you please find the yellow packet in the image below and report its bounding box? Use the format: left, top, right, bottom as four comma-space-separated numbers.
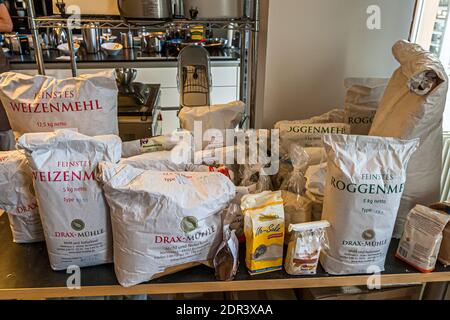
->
241, 190, 285, 275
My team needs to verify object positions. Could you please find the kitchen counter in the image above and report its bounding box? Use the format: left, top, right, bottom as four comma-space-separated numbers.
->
6, 47, 241, 70
0, 213, 449, 299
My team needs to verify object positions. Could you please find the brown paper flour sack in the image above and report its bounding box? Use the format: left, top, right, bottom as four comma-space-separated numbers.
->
0, 150, 44, 243
344, 78, 388, 135
369, 40, 448, 238
0, 70, 119, 137
18, 130, 121, 270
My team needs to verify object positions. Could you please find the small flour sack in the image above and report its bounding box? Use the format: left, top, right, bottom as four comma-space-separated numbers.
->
396, 205, 450, 272
369, 41, 448, 238
17, 130, 121, 270
320, 134, 419, 275
275, 122, 350, 157
242, 191, 285, 275
0, 150, 44, 243
98, 162, 236, 287
0, 71, 119, 136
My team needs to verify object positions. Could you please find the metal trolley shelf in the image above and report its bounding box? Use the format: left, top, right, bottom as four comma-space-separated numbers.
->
24, 0, 260, 128
33, 16, 258, 31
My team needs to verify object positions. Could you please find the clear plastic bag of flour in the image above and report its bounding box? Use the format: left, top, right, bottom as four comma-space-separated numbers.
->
285, 220, 330, 275
280, 145, 310, 195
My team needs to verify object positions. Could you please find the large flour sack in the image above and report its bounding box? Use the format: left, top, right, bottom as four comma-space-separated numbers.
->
0, 150, 44, 243
17, 130, 121, 270
98, 162, 236, 287
275, 122, 350, 157
369, 40, 448, 238
344, 78, 388, 135
320, 134, 418, 275
0, 70, 119, 136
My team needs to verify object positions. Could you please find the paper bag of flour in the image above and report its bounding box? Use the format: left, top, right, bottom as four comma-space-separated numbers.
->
344, 78, 388, 135
369, 40, 448, 238
98, 162, 236, 287
0, 71, 119, 136
17, 130, 121, 270
242, 191, 285, 275
275, 122, 350, 157
320, 134, 418, 275
396, 205, 450, 272
0, 150, 44, 243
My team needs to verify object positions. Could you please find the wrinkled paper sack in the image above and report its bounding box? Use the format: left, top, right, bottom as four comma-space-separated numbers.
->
320, 134, 418, 275
0, 71, 119, 137
18, 130, 121, 270
370, 40, 448, 238
0, 150, 44, 243
98, 162, 236, 287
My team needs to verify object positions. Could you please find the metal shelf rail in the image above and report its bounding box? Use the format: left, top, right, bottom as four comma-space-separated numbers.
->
24, 0, 260, 128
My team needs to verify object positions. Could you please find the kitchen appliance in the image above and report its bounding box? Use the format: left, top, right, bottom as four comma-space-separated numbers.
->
177, 45, 212, 108
82, 23, 100, 53
118, 0, 172, 20
6, 34, 30, 55
141, 32, 165, 53
14, 0, 27, 17
115, 68, 161, 141
184, 0, 244, 19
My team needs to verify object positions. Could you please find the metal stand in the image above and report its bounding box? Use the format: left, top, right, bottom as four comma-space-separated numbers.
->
25, 1, 260, 128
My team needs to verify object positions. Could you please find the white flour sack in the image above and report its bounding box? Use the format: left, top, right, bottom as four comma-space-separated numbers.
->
275, 122, 350, 157
0, 70, 119, 136
0, 150, 44, 243
97, 162, 236, 287
17, 130, 121, 270
178, 101, 245, 134
320, 134, 419, 275
344, 78, 388, 135
369, 40, 449, 238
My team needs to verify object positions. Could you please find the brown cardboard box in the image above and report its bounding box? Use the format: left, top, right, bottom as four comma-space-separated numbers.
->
301, 285, 423, 300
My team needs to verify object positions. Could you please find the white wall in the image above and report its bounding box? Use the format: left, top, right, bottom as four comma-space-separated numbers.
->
261, 0, 416, 128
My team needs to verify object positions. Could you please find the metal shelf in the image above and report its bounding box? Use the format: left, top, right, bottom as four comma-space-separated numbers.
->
25, 0, 260, 129
33, 15, 257, 31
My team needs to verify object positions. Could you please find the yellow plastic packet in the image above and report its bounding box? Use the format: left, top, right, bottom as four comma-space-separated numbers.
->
241, 190, 285, 275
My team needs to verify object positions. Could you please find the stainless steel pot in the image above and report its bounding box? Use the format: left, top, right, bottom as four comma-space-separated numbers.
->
118, 0, 172, 20
184, 0, 244, 19
82, 23, 100, 53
